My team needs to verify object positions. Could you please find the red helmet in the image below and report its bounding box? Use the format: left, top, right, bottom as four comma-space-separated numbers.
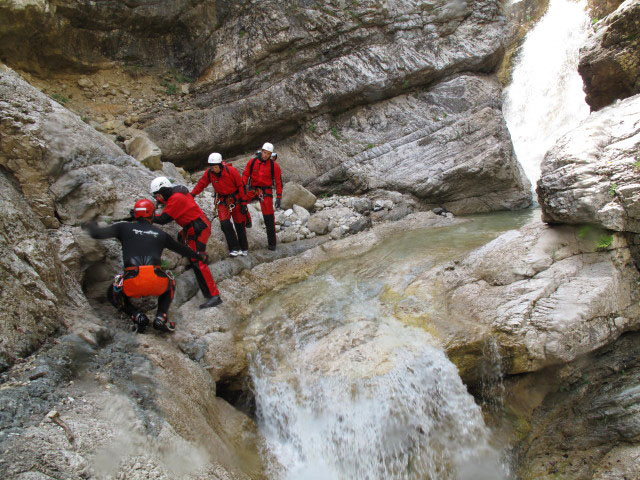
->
133, 198, 155, 218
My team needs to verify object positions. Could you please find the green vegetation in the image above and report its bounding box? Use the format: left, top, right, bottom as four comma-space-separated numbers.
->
163, 82, 178, 95
169, 103, 179, 111
239, 30, 247, 37
596, 235, 613, 250
330, 126, 341, 140
51, 93, 69, 105
366, 143, 375, 150
576, 224, 592, 240
591, 17, 601, 25
609, 183, 618, 196
308, 123, 317, 133
174, 72, 194, 84
402, 79, 410, 89
633, 159, 640, 169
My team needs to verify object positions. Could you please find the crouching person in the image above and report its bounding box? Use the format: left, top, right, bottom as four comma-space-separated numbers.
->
82, 198, 208, 333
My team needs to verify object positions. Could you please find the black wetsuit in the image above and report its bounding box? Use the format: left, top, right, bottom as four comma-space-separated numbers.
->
85, 219, 196, 267
85, 219, 198, 318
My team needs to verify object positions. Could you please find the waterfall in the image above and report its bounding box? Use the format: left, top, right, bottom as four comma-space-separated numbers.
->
246, 238, 512, 479
503, 0, 591, 186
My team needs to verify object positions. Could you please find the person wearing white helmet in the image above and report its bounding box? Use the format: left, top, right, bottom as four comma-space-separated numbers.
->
150, 176, 222, 309
191, 153, 249, 257
242, 142, 283, 251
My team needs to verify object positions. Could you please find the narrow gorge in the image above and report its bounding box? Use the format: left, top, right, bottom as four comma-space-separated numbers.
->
1, 0, 639, 479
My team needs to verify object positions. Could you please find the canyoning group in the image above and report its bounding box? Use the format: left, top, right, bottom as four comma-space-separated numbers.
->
83, 143, 283, 333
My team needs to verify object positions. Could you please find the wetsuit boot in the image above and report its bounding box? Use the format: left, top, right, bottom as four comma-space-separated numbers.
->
199, 295, 223, 309
131, 313, 149, 333
153, 313, 175, 332
263, 214, 277, 251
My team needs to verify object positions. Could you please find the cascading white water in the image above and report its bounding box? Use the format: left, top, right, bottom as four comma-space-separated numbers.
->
244, 216, 540, 479
503, 0, 591, 185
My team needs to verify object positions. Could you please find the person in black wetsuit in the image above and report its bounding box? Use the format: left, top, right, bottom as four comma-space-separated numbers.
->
83, 198, 207, 333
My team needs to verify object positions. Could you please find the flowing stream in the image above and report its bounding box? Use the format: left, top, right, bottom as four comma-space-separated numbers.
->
503, 0, 591, 185
244, 210, 539, 479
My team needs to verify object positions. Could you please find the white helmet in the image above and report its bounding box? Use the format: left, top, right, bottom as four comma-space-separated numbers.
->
208, 152, 222, 164
150, 176, 172, 195
261, 142, 274, 152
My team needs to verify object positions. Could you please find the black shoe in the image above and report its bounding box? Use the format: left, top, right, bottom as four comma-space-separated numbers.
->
268, 244, 276, 251
199, 295, 223, 309
131, 313, 149, 333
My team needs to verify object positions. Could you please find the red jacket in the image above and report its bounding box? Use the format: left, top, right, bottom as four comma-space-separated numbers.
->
242, 157, 283, 198
161, 192, 208, 228
192, 163, 246, 200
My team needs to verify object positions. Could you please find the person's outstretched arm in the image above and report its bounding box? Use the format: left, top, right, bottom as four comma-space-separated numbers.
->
82, 221, 121, 240
191, 169, 212, 197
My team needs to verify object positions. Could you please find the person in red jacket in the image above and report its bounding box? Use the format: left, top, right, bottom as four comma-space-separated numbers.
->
191, 153, 249, 257
150, 176, 222, 309
242, 142, 283, 250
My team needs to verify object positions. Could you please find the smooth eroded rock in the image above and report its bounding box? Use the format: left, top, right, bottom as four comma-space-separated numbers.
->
537, 93, 640, 232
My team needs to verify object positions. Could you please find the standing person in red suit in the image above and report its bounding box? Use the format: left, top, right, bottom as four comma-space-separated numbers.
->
191, 153, 249, 257
242, 142, 283, 251
150, 176, 222, 309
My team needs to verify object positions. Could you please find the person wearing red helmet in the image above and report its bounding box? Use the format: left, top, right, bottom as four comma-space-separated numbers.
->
82, 199, 207, 333
150, 176, 222, 309
191, 152, 249, 257
243, 142, 283, 251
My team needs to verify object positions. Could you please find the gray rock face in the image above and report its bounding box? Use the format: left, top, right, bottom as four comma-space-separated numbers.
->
515, 332, 640, 479
579, 0, 640, 111
280, 182, 317, 211
0, 170, 64, 371
302, 75, 532, 213
537, 93, 640, 233
145, 0, 509, 166
0, 1, 218, 75
0, 65, 155, 226
406, 222, 640, 380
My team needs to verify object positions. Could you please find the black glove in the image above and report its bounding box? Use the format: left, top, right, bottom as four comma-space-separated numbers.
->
195, 252, 208, 264
240, 204, 248, 215
275, 198, 281, 209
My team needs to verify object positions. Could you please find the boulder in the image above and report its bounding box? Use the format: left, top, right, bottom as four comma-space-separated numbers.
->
579, 0, 640, 111
307, 215, 330, 236
278, 230, 298, 244
292, 205, 310, 224
537, 93, 640, 233
125, 135, 163, 171
398, 222, 640, 381
352, 197, 373, 214
348, 217, 372, 234
280, 182, 317, 211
